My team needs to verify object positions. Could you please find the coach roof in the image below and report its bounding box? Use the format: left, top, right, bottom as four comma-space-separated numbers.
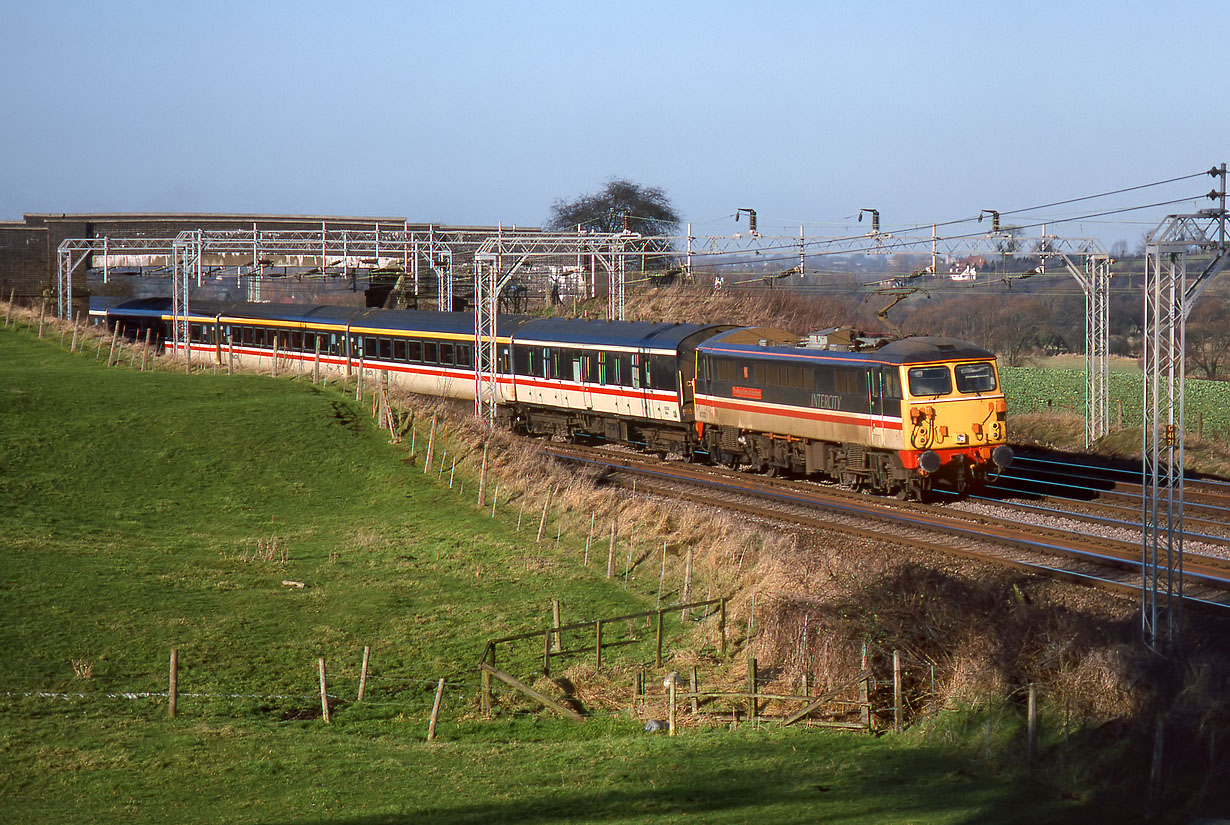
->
514, 317, 726, 351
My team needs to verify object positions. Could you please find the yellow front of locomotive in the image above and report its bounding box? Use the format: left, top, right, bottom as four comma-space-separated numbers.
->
898, 357, 1013, 492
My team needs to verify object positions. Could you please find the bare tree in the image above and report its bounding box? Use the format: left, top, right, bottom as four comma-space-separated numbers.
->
1187, 295, 1230, 379
546, 179, 681, 257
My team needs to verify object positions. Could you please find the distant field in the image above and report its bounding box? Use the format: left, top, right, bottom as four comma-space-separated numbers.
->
0, 324, 1090, 824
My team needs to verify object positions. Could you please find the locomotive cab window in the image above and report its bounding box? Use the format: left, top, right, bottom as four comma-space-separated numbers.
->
955, 362, 997, 393
908, 365, 952, 397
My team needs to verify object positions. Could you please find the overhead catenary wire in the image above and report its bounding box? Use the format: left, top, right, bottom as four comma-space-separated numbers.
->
678, 168, 1216, 271
684, 192, 1209, 272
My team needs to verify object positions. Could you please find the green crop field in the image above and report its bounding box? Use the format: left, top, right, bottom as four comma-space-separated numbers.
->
1001, 365, 1230, 438
0, 324, 1091, 824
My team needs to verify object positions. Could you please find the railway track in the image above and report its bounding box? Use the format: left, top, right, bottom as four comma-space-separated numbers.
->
540, 442, 1230, 613
988, 450, 1230, 523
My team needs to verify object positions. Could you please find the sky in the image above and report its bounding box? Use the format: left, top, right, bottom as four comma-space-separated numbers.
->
2, 0, 1227, 248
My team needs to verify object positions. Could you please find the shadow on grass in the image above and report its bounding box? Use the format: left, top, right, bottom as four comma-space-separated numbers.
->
266, 745, 1087, 825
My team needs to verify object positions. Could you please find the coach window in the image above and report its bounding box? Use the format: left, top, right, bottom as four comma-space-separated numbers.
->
630, 354, 643, 389
954, 362, 997, 393
393, 339, 406, 362
513, 346, 531, 375
648, 356, 674, 390
363, 337, 377, 358
908, 365, 952, 397
408, 340, 422, 362
556, 349, 575, 381
456, 344, 472, 368
424, 341, 438, 364
378, 338, 392, 360
439, 343, 454, 366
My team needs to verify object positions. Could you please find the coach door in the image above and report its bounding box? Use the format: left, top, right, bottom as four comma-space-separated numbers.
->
576, 351, 593, 410
633, 350, 651, 419
869, 367, 884, 445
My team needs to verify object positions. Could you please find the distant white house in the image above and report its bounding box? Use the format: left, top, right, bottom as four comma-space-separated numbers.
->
948, 255, 987, 282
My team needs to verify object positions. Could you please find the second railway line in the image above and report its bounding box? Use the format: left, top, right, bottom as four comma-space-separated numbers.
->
541, 442, 1230, 613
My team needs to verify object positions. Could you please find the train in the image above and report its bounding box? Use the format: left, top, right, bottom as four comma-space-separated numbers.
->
98, 297, 1013, 499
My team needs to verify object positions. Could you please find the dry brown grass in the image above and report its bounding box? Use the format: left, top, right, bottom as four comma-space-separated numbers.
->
389, 393, 1186, 730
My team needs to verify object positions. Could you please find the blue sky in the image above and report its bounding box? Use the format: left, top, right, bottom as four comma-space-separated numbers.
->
2, 0, 1226, 246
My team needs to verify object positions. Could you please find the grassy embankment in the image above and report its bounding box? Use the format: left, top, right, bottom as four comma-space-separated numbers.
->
0, 312, 1097, 824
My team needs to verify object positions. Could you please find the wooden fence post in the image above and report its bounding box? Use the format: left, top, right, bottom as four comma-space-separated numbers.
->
481, 645, 494, 715
668, 676, 677, 736
70, 313, 80, 353
551, 599, 562, 652
680, 548, 694, 621
319, 658, 331, 724
427, 678, 446, 741
584, 513, 594, 565
477, 443, 489, 507
748, 656, 757, 724
606, 518, 618, 578
690, 666, 699, 715
425, 414, 437, 472
37, 299, 45, 338
543, 628, 552, 676
595, 619, 603, 670
536, 488, 553, 543
357, 645, 371, 702
313, 337, 321, 385
168, 648, 178, 719
860, 642, 871, 730
1027, 683, 1037, 764
719, 599, 727, 656
893, 649, 902, 733
655, 610, 664, 668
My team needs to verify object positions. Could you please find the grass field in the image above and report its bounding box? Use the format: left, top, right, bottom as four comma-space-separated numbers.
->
1, 321, 1096, 824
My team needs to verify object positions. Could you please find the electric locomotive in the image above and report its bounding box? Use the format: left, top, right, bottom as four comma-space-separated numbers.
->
692, 325, 1013, 498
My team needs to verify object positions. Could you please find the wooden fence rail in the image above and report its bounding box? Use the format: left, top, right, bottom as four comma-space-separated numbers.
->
479, 596, 728, 715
